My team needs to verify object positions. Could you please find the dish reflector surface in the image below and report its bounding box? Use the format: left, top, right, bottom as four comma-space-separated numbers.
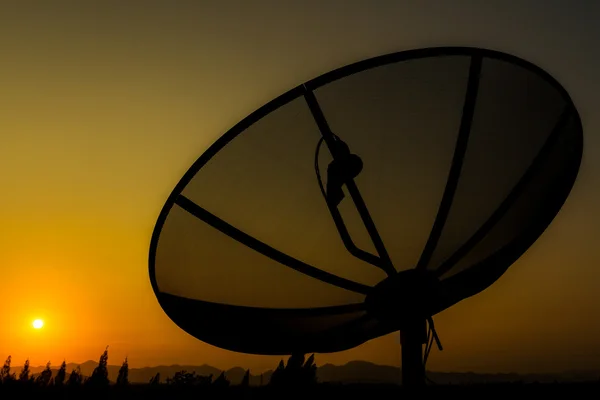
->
149, 48, 582, 355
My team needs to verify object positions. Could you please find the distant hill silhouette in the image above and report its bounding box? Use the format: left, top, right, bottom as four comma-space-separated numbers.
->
17, 360, 600, 385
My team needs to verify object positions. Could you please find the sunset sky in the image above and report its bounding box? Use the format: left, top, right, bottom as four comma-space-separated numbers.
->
1, 0, 600, 374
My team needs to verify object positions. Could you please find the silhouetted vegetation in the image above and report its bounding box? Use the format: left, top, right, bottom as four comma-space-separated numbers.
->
67, 366, 82, 387
18, 359, 30, 382
241, 369, 250, 387
149, 372, 160, 385
35, 362, 52, 386
87, 346, 109, 388
0, 356, 15, 383
116, 357, 129, 386
55, 360, 66, 387
0, 349, 599, 398
213, 371, 230, 387
166, 370, 213, 386
270, 353, 317, 387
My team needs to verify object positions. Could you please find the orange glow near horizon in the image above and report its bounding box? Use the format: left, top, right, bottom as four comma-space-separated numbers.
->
1, 1, 600, 375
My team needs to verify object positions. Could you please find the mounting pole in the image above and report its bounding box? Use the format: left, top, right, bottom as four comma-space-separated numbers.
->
400, 320, 427, 386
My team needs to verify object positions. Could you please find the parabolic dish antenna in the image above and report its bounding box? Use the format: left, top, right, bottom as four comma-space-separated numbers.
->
149, 47, 583, 386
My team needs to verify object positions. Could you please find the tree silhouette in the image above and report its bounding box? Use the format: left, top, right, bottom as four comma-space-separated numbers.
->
18, 359, 30, 382
240, 369, 250, 387
116, 357, 129, 386
87, 347, 109, 388
35, 361, 53, 386
149, 372, 160, 385
303, 354, 317, 384
1, 356, 15, 383
286, 353, 305, 372
269, 360, 285, 386
213, 371, 230, 387
168, 370, 195, 386
54, 360, 67, 387
168, 370, 212, 386
67, 366, 82, 387
269, 354, 317, 387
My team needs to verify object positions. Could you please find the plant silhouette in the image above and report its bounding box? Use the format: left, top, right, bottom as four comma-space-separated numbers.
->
87, 346, 109, 388
35, 361, 52, 386
240, 369, 250, 387
213, 371, 230, 387
269, 353, 317, 387
0, 356, 15, 383
0, 347, 593, 396
167, 370, 213, 386
149, 372, 161, 385
116, 357, 129, 386
67, 366, 82, 387
54, 360, 67, 387
18, 359, 30, 382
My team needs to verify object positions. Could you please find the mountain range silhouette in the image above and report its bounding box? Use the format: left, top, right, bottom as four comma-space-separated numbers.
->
14, 360, 600, 385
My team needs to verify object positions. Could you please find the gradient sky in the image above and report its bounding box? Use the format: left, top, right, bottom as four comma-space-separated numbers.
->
1, 0, 599, 374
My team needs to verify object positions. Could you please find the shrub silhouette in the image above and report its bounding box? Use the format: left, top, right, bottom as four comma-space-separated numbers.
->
269, 353, 317, 387
167, 370, 213, 386
149, 372, 160, 385
87, 346, 109, 388
18, 359, 30, 382
0, 348, 595, 395
67, 366, 82, 387
1, 356, 15, 384
35, 361, 53, 386
240, 369, 250, 387
54, 360, 67, 387
116, 357, 129, 386
213, 371, 230, 387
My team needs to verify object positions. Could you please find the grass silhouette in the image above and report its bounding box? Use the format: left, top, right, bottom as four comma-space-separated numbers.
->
0, 349, 598, 397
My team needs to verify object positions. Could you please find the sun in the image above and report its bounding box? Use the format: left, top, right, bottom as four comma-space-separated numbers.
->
32, 319, 44, 329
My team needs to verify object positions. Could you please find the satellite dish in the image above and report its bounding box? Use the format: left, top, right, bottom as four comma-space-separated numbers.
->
149, 47, 583, 386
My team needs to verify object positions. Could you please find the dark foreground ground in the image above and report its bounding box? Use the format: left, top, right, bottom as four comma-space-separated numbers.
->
2, 382, 600, 399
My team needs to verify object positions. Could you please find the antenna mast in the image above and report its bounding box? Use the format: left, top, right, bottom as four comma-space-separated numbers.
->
400, 320, 427, 386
